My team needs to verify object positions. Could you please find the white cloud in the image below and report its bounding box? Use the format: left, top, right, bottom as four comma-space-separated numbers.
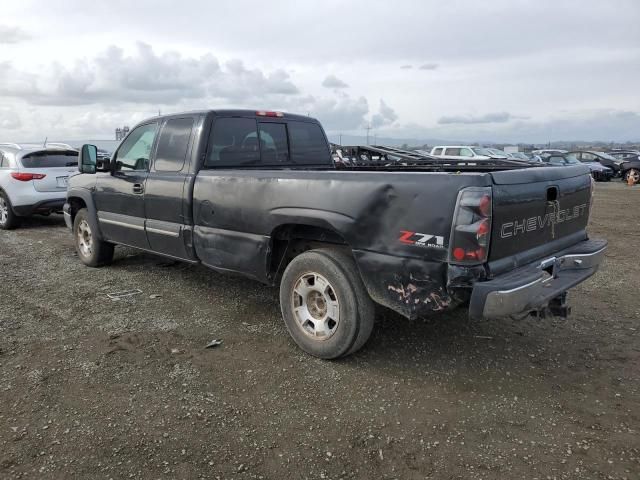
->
0, 25, 30, 44
438, 112, 515, 125
321, 75, 349, 89
0, 42, 298, 106
371, 100, 398, 128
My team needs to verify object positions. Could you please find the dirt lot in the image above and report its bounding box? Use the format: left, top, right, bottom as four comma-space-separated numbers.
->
0, 182, 638, 479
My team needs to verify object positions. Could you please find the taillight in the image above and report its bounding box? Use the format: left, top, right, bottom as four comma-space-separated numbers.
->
449, 187, 492, 264
256, 111, 284, 117
11, 172, 46, 181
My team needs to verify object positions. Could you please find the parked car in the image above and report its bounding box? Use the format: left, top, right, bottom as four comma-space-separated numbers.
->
618, 157, 640, 184
607, 149, 640, 161
532, 149, 568, 155
567, 151, 624, 176
486, 148, 509, 159
506, 152, 529, 161
65, 109, 606, 358
430, 146, 507, 160
0, 143, 78, 229
543, 153, 613, 181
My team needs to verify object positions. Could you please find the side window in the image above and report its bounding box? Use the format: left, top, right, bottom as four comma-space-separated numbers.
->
548, 156, 566, 165
581, 153, 595, 161
259, 123, 289, 164
433, 148, 443, 155
0, 152, 5, 168
288, 121, 329, 164
445, 148, 461, 156
205, 118, 259, 167
460, 148, 474, 157
154, 118, 194, 172
113, 123, 158, 172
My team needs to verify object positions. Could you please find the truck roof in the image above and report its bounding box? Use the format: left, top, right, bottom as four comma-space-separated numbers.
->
139, 109, 318, 125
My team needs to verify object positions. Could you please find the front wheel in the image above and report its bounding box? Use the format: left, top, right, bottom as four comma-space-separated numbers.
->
73, 208, 114, 267
279, 249, 375, 359
0, 191, 20, 230
625, 169, 639, 185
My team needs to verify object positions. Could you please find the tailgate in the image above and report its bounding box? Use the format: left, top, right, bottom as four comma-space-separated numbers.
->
19, 150, 78, 193
489, 165, 592, 263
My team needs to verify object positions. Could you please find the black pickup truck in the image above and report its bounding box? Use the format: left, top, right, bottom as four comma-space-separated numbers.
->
64, 110, 607, 358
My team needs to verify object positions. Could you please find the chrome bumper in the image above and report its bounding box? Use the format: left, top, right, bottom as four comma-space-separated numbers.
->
470, 239, 607, 319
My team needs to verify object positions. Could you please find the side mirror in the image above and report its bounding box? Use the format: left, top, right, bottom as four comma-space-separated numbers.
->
96, 156, 112, 172
78, 144, 98, 174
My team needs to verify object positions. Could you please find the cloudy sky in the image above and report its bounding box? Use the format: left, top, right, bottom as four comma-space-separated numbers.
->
1, 0, 639, 143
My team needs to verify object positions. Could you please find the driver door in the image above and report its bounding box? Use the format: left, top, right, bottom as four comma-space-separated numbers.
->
95, 122, 158, 248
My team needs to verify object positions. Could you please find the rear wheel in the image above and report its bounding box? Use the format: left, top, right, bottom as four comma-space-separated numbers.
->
279, 248, 375, 359
0, 191, 20, 230
73, 208, 114, 267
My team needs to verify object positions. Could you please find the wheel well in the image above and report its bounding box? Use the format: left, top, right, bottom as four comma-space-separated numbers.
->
268, 224, 351, 281
67, 197, 87, 222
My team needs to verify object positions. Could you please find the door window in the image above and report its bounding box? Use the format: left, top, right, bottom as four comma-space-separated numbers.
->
433, 148, 443, 155
459, 148, 474, 157
581, 152, 596, 162
155, 118, 194, 172
113, 123, 158, 172
445, 148, 461, 156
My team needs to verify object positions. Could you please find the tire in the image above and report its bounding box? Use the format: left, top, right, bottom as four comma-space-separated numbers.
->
625, 169, 639, 185
73, 208, 114, 267
0, 190, 20, 230
279, 248, 375, 359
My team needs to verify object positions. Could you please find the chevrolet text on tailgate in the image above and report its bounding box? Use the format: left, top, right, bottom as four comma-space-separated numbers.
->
64, 110, 607, 359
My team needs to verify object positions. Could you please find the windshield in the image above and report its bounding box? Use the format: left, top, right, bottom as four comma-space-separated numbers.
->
472, 148, 492, 156
595, 152, 617, 160
20, 150, 78, 168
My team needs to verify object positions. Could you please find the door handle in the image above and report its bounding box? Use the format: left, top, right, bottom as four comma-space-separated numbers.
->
132, 183, 144, 194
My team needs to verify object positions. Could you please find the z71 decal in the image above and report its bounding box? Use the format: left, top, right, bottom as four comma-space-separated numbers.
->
399, 230, 446, 248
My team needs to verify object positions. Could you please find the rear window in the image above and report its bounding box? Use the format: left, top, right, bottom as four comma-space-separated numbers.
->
288, 121, 329, 165
205, 117, 260, 167
259, 122, 290, 164
20, 151, 78, 168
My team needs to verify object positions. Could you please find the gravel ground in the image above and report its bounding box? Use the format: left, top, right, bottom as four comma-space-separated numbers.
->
0, 182, 638, 479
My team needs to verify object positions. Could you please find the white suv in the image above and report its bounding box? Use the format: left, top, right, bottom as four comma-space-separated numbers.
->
430, 146, 497, 161
0, 143, 78, 229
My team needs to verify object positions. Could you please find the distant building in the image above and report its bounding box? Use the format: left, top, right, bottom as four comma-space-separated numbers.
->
115, 126, 130, 141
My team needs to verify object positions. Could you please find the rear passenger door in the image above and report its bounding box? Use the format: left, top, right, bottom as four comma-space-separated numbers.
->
144, 116, 196, 260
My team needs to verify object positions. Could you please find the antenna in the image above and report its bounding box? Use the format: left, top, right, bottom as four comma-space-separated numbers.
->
43, 137, 48, 147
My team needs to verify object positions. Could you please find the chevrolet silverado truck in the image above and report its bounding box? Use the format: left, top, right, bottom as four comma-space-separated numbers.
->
64, 110, 607, 358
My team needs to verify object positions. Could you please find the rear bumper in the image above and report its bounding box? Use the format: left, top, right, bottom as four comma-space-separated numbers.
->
12, 198, 66, 216
469, 238, 607, 320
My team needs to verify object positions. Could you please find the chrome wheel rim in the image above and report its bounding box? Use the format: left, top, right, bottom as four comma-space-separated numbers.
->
0, 197, 7, 225
291, 272, 340, 340
77, 219, 93, 257
629, 169, 640, 183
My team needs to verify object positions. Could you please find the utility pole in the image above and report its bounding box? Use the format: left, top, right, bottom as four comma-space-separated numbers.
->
365, 124, 371, 145
339, 133, 342, 145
